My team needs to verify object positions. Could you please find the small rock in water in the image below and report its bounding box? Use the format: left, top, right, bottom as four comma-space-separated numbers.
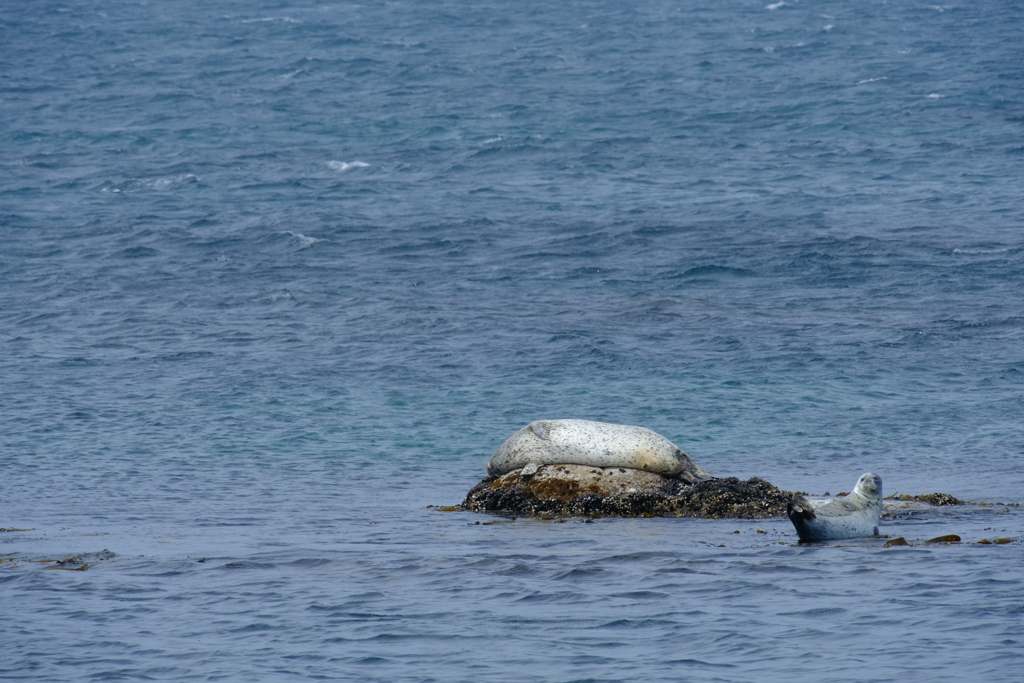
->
917, 493, 963, 506
925, 534, 961, 544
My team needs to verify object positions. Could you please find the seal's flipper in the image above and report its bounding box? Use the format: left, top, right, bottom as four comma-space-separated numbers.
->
674, 448, 714, 483
787, 495, 816, 521
529, 421, 553, 440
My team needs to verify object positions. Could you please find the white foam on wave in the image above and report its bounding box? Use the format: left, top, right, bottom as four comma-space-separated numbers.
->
483, 137, 503, 145
953, 247, 1010, 255
101, 174, 198, 193
251, 291, 294, 304
150, 174, 197, 189
327, 160, 369, 172
240, 17, 300, 24
926, 93, 943, 99
283, 231, 324, 249
857, 77, 887, 84
766, 2, 787, 10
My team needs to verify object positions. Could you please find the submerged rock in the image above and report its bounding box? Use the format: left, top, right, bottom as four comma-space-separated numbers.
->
883, 537, 910, 547
461, 464, 793, 519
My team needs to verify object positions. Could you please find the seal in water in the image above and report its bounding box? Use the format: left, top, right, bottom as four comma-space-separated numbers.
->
787, 472, 883, 542
485, 419, 714, 483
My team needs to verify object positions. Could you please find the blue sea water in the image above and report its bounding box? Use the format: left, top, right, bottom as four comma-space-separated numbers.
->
2, 0, 1024, 680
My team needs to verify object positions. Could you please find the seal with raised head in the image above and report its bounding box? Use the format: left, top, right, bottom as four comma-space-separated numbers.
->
787, 472, 883, 542
486, 419, 713, 483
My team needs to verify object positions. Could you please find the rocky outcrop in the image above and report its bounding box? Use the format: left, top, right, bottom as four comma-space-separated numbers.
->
461, 463, 793, 519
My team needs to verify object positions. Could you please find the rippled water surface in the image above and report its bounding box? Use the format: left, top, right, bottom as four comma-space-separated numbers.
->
2, 1, 1023, 680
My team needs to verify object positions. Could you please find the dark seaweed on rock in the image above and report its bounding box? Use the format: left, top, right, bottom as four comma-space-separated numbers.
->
885, 492, 964, 506
915, 493, 963, 506
462, 474, 793, 519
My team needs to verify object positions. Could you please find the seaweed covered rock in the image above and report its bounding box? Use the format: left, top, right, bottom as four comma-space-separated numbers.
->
461, 464, 793, 519
906, 492, 963, 506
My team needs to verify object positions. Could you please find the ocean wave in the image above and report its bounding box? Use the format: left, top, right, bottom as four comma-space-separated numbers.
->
952, 247, 1011, 255
327, 160, 369, 172
239, 17, 300, 24
100, 174, 198, 193
674, 265, 758, 279
283, 231, 324, 248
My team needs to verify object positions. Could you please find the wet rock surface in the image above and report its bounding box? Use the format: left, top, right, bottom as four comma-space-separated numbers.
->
461, 464, 794, 519
899, 492, 963, 506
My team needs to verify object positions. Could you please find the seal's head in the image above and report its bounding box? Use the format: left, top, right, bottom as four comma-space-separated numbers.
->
853, 472, 882, 500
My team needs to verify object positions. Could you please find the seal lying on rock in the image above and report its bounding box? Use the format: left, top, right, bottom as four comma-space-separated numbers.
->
486, 419, 713, 483
787, 473, 883, 541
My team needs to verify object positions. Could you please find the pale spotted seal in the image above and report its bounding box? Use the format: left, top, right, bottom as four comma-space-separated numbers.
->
787, 473, 883, 542
485, 419, 713, 483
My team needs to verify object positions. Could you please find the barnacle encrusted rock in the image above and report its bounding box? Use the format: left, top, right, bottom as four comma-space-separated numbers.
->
461, 463, 793, 519
907, 492, 963, 506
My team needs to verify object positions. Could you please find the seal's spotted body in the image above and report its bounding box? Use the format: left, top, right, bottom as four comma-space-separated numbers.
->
787, 473, 883, 542
486, 419, 713, 483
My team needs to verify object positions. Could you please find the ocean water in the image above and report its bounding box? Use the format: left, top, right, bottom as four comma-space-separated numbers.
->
2, 0, 1023, 680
